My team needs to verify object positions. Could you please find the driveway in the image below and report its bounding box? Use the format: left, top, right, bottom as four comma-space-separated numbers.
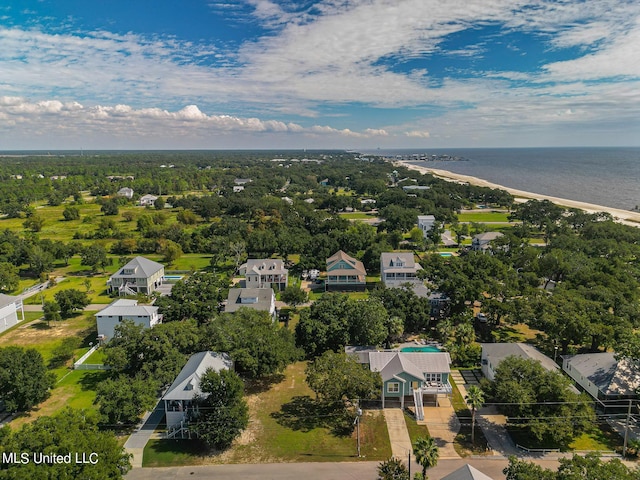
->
477, 406, 520, 457
422, 398, 461, 459
383, 408, 413, 459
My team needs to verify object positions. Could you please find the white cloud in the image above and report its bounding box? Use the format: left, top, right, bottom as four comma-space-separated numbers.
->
405, 130, 431, 138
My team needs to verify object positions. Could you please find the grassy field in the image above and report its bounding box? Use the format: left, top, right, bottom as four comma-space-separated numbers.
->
10, 369, 108, 429
457, 212, 512, 223
143, 362, 392, 466
338, 212, 377, 220
0, 312, 97, 365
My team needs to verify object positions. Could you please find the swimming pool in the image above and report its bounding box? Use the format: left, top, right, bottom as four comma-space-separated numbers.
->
439, 252, 453, 257
163, 275, 184, 280
401, 346, 442, 353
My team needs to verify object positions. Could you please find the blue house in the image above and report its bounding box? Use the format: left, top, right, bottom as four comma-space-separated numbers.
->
326, 250, 367, 290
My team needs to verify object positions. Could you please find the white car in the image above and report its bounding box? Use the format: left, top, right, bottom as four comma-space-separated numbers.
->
476, 313, 488, 323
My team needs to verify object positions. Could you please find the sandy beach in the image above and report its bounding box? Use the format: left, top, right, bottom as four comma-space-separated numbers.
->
396, 161, 640, 226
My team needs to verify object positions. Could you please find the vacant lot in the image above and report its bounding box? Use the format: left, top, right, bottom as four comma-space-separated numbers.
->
144, 362, 392, 466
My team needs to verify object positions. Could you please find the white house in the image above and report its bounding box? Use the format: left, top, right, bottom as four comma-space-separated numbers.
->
163, 351, 233, 436
225, 288, 276, 318
107, 256, 165, 296
417, 215, 436, 238
380, 252, 423, 287
138, 194, 158, 206
239, 259, 288, 290
0, 294, 24, 335
563, 352, 639, 402
95, 299, 162, 342
481, 343, 561, 382
116, 187, 134, 199
471, 232, 504, 252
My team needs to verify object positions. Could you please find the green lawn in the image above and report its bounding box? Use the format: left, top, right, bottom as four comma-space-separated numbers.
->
449, 376, 491, 456
0, 312, 96, 365
143, 362, 392, 466
338, 212, 376, 220
457, 212, 512, 223
404, 411, 430, 445
10, 369, 108, 429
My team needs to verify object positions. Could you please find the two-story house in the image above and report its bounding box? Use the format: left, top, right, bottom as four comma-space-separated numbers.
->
380, 252, 423, 287
417, 215, 436, 238
163, 351, 233, 438
225, 287, 276, 319
239, 259, 288, 290
107, 256, 165, 296
471, 232, 503, 252
95, 299, 162, 341
0, 294, 24, 335
326, 250, 367, 290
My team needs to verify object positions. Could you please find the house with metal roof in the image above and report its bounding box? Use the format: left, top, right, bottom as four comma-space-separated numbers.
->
0, 294, 24, 335
225, 287, 276, 319
95, 299, 162, 341
326, 250, 367, 290
163, 351, 233, 435
562, 352, 639, 402
471, 232, 504, 252
116, 187, 134, 199
348, 348, 451, 419
107, 256, 165, 296
442, 464, 494, 480
417, 215, 436, 238
481, 343, 560, 381
239, 259, 288, 290
380, 252, 423, 287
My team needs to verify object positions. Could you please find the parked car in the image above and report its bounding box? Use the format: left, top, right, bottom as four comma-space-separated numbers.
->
476, 313, 488, 323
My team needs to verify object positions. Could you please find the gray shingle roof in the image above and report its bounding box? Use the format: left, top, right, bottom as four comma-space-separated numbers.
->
482, 343, 559, 373
162, 352, 233, 401
225, 287, 274, 313
111, 256, 164, 279
565, 352, 640, 397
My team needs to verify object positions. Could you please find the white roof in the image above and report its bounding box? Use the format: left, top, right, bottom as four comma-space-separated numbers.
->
482, 343, 559, 373
96, 299, 158, 317
369, 351, 451, 381
0, 293, 19, 309
163, 352, 233, 401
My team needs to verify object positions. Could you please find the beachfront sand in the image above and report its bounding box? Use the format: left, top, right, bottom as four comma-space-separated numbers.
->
396, 161, 640, 226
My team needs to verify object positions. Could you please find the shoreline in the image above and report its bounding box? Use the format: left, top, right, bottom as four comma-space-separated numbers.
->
396, 161, 640, 226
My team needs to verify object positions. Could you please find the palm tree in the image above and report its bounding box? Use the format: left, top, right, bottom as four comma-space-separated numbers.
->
465, 385, 485, 444
377, 457, 409, 480
413, 436, 439, 480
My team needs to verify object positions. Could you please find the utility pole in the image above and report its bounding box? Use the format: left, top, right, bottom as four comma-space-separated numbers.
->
623, 399, 632, 457
408, 450, 411, 478
353, 406, 362, 457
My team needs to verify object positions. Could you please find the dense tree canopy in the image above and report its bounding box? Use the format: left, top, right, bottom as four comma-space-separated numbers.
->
189, 368, 249, 450
489, 356, 594, 446
0, 408, 131, 479
0, 346, 55, 413
305, 351, 381, 404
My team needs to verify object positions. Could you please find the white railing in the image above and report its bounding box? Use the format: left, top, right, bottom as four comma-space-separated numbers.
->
413, 389, 424, 421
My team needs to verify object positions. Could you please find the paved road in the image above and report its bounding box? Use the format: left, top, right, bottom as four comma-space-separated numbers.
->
124, 457, 568, 480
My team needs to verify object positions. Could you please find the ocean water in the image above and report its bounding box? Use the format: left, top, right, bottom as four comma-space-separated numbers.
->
364, 147, 640, 211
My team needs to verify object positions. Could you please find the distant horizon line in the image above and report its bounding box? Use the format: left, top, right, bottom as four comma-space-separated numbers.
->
0, 145, 639, 154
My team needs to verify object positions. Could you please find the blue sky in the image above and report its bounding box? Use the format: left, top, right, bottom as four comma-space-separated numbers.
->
1, 0, 639, 149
